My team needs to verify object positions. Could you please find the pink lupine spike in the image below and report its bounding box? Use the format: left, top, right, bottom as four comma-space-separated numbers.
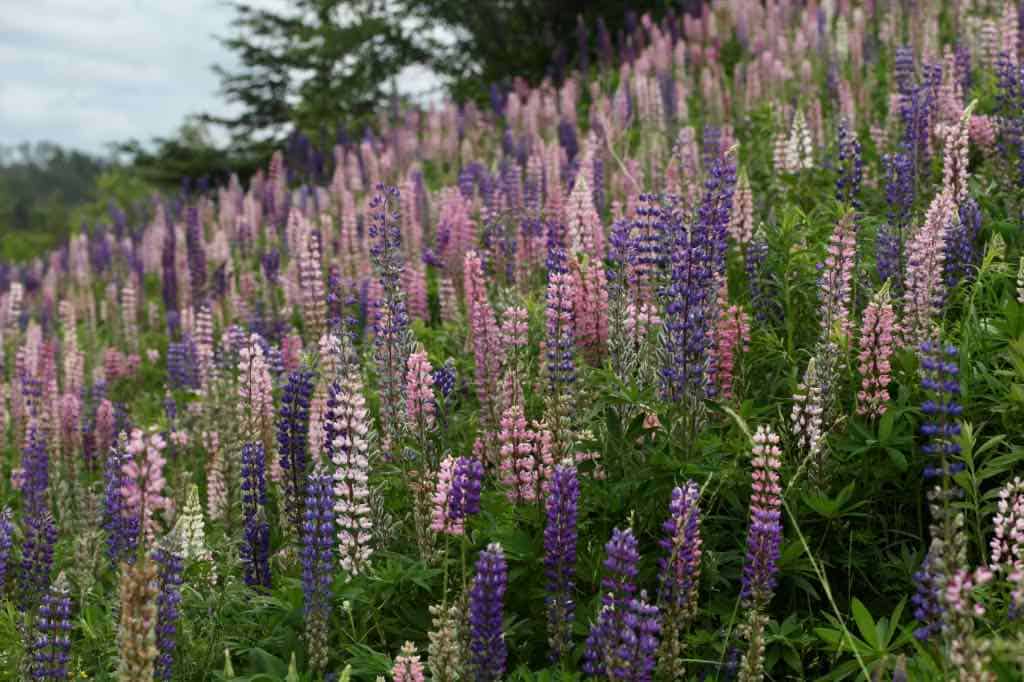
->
121, 428, 170, 542
856, 285, 896, 418
498, 404, 539, 504
405, 347, 436, 433
819, 212, 857, 339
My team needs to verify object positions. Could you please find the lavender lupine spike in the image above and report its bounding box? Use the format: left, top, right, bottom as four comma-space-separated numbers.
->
29, 572, 72, 681
877, 152, 914, 295
369, 184, 413, 455
240, 442, 271, 589
544, 463, 579, 660
468, 543, 508, 682
153, 536, 184, 681
301, 469, 335, 672
656, 481, 703, 679
186, 206, 207, 305
277, 367, 315, 539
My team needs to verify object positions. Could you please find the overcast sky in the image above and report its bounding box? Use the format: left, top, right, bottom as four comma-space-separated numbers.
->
0, 0, 440, 156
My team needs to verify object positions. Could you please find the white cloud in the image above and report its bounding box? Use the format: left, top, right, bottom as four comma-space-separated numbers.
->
0, 0, 444, 155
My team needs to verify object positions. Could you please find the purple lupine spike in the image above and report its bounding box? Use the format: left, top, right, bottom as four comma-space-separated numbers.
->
584, 528, 660, 681
102, 434, 139, 567
448, 457, 484, 522
0, 508, 13, 593
161, 219, 178, 317
740, 426, 783, 608
658, 482, 703, 618
29, 572, 72, 681
911, 550, 943, 641
468, 543, 508, 682
877, 152, 915, 295
369, 184, 412, 455
19, 511, 57, 613
301, 469, 335, 671
21, 424, 49, 516
240, 442, 271, 588
918, 342, 963, 480
835, 119, 863, 209
943, 198, 982, 292
153, 539, 184, 681
544, 463, 579, 660
277, 367, 315, 538
186, 205, 207, 305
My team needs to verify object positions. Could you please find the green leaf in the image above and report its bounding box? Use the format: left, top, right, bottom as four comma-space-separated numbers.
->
850, 598, 879, 650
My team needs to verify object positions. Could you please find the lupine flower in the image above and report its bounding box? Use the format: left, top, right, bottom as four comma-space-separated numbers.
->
427, 602, 463, 682
369, 184, 413, 454
29, 572, 72, 681
117, 556, 159, 680
729, 169, 754, 246
240, 442, 271, 589
104, 433, 139, 566
875, 156, 912, 292
0, 507, 12, 593
498, 404, 539, 503
818, 212, 857, 338
656, 482, 703, 678
544, 463, 579, 660
918, 342, 963, 480
153, 536, 184, 681
238, 335, 275, 457
122, 428, 170, 542
573, 261, 609, 364
711, 291, 751, 401
392, 641, 425, 682
584, 527, 660, 682
172, 484, 212, 564
545, 247, 577, 461
20, 510, 57, 614
912, 551, 943, 641
1017, 257, 1024, 305
300, 232, 327, 341
944, 198, 983, 292
465, 251, 504, 435
405, 347, 436, 433
856, 286, 896, 418
741, 426, 783, 607
430, 456, 461, 536
302, 469, 335, 671
835, 119, 863, 208
325, 357, 375, 577
989, 477, 1024, 575
790, 356, 826, 479
278, 367, 315, 538
945, 566, 996, 676
448, 456, 484, 524
21, 423, 49, 516
468, 543, 508, 682
186, 206, 207, 305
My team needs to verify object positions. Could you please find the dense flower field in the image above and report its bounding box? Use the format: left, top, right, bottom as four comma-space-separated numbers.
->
3, 0, 1024, 679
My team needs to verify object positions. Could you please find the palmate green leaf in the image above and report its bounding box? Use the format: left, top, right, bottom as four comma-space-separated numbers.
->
850, 599, 879, 650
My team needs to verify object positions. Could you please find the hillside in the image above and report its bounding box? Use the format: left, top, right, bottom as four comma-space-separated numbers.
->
1, 1, 1024, 680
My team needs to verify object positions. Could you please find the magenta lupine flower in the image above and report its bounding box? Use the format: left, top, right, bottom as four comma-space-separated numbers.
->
468, 543, 508, 682
856, 286, 896, 418
818, 212, 857, 338
740, 426, 783, 607
405, 347, 436, 432
282, 334, 303, 374
121, 428, 170, 543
